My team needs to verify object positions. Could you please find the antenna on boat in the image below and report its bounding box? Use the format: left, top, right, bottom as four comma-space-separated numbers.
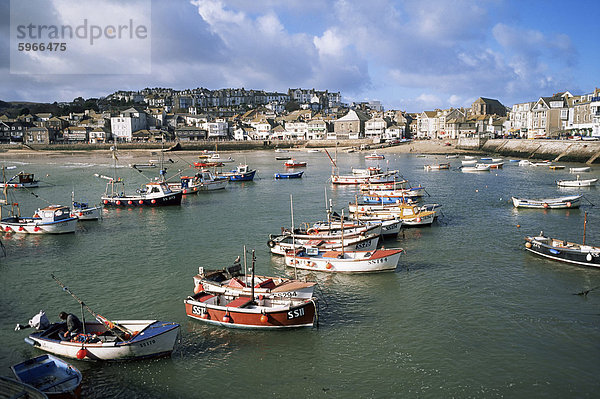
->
583, 211, 588, 245
341, 209, 345, 257
251, 249, 256, 302
243, 244, 248, 279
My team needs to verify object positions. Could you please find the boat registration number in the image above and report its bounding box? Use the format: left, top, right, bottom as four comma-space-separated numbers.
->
287, 307, 305, 319
355, 239, 372, 249
368, 257, 388, 265
191, 305, 203, 315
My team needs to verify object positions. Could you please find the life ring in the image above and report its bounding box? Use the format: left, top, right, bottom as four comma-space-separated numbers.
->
307, 228, 318, 235
566, 202, 571, 207
267, 240, 275, 248
307, 261, 315, 267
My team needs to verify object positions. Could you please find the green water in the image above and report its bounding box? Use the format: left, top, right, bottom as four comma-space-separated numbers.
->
1, 151, 599, 398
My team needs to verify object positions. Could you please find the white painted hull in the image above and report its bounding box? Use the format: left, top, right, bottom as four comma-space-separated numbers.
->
557, 178, 598, 187
0, 182, 39, 188
26, 320, 180, 361
269, 234, 379, 255
511, 195, 581, 209
462, 160, 477, 165
72, 206, 102, 220
569, 167, 591, 173
285, 249, 402, 273
1, 218, 77, 234
199, 179, 228, 191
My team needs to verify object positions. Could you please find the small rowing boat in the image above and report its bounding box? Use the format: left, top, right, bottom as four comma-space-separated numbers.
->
284, 159, 307, 168
274, 171, 304, 179
11, 354, 82, 398
424, 163, 450, 171
511, 195, 581, 209
365, 152, 385, 160
569, 167, 591, 173
557, 177, 598, 187
285, 247, 403, 273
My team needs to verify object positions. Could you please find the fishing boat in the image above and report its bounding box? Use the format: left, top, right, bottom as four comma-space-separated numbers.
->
71, 201, 102, 221
569, 167, 591, 173
518, 160, 532, 166
208, 153, 234, 163
330, 213, 402, 237
446, 155, 459, 159
101, 179, 182, 206
168, 171, 227, 194
491, 158, 503, 162
531, 161, 552, 167
218, 164, 256, 182
284, 247, 403, 273
464, 156, 476, 160
11, 354, 82, 398
488, 162, 504, 169
365, 152, 385, 160
549, 165, 565, 170
359, 180, 409, 191
280, 222, 382, 241
25, 275, 181, 361
274, 171, 304, 179
267, 232, 380, 256
0, 376, 48, 399
192, 260, 316, 299
480, 157, 492, 161
365, 185, 426, 199
184, 251, 317, 329
193, 161, 223, 168
350, 203, 437, 226
524, 229, 600, 268
129, 162, 156, 169
462, 160, 477, 166
424, 163, 450, 171
284, 159, 307, 168
331, 166, 399, 185
556, 177, 598, 188
1, 205, 77, 234
274, 148, 289, 153
0, 171, 40, 188
307, 149, 320, 153
275, 156, 292, 161
462, 163, 490, 172
511, 195, 582, 209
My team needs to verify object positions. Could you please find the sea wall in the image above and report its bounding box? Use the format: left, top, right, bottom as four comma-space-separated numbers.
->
458, 138, 600, 164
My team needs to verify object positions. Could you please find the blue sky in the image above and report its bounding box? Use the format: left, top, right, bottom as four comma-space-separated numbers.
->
1, 0, 598, 112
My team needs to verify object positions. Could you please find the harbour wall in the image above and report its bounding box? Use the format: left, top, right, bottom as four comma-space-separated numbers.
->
457, 138, 600, 164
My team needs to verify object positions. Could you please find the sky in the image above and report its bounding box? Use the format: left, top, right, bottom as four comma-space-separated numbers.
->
0, 0, 598, 112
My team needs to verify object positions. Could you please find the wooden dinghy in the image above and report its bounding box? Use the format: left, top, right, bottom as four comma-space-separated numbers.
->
11, 354, 82, 398
511, 195, 582, 209
569, 167, 591, 173
424, 163, 450, 171
267, 233, 380, 256
285, 248, 403, 273
274, 171, 304, 179
0, 376, 47, 399
556, 177, 598, 187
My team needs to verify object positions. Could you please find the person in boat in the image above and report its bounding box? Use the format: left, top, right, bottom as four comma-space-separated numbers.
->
14, 310, 50, 331
58, 311, 82, 340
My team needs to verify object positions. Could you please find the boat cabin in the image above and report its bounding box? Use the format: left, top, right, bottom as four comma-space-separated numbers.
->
236, 164, 250, 173
16, 172, 36, 184
144, 182, 176, 195
352, 167, 382, 177
36, 205, 72, 222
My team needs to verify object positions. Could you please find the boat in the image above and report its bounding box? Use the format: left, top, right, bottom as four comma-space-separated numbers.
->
275, 156, 292, 160
549, 165, 566, 170
268, 232, 380, 256
511, 195, 582, 209
359, 195, 415, 205
350, 203, 437, 226
518, 160, 532, 166
359, 180, 409, 191
168, 170, 227, 194
524, 223, 600, 268
509, 159, 520, 163
193, 161, 223, 168
1, 205, 77, 234
464, 156, 476, 160
424, 163, 450, 171
531, 161, 552, 166
480, 157, 492, 161
274, 171, 304, 179
446, 155, 459, 159
11, 354, 82, 398
491, 158, 503, 162
274, 148, 289, 153
192, 259, 316, 299
184, 251, 317, 329
71, 201, 102, 221
25, 275, 181, 361
330, 213, 402, 237
285, 247, 403, 273
556, 177, 598, 188
307, 149, 320, 153
331, 166, 399, 185
570, 167, 591, 173
129, 162, 156, 169
462, 163, 490, 172
0, 171, 40, 188
365, 186, 426, 199
208, 153, 234, 163
365, 152, 385, 160
488, 162, 504, 169
101, 179, 182, 206
461, 160, 477, 166
0, 376, 48, 399
218, 164, 256, 182
284, 159, 307, 168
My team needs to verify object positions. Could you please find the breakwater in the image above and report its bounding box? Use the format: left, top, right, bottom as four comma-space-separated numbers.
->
457, 138, 600, 164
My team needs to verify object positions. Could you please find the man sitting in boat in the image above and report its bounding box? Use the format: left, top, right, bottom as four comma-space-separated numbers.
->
58, 311, 82, 341
14, 310, 50, 331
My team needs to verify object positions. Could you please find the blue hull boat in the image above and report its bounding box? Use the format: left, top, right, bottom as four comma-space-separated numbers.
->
11, 354, 82, 398
361, 196, 412, 204
229, 170, 256, 181
274, 171, 303, 179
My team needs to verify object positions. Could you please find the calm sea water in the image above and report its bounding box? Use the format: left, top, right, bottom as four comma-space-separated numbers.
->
1, 150, 599, 398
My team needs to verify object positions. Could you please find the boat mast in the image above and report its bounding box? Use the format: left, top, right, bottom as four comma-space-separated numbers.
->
251, 249, 256, 301
290, 194, 297, 279
341, 209, 345, 257
583, 211, 588, 245
243, 244, 247, 278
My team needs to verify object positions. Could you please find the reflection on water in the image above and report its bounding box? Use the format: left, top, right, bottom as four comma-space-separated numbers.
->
1, 151, 599, 397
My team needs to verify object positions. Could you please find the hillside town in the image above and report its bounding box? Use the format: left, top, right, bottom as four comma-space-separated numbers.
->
1, 86, 599, 146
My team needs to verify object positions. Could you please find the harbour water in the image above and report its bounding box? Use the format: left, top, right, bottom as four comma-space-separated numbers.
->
1, 150, 599, 398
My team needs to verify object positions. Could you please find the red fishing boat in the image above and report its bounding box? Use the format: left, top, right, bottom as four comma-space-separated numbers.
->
284, 159, 307, 168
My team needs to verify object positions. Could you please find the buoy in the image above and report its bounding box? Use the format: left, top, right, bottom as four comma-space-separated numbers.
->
34, 227, 41, 232
260, 314, 269, 324
128, 200, 133, 205
122, 333, 131, 340
76, 348, 88, 360
543, 203, 548, 208
138, 200, 144, 204
326, 263, 333, 269
4, 226, 11, 232
201, 312, 209, 319
586, 253, 593, 262
517, 225, 521, 228
416, 217, 421, 222
525, 242, 532, 248
78, 212, 83, 216
222, 314, 230, 323
116, 200, 121, 205
103, 200, 108, 205
151, 199, 156, 204
193, 284, 203, 294
475, 189, 479, 193
18, 226, 24, 231
566, 202, 571, 207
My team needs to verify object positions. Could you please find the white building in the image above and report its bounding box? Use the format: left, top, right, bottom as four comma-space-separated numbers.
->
508, 102, 534, 138
364, 117, 387, 139
284, 120, 308, 140
205, 119, 229, 139
110, 107, 147, 142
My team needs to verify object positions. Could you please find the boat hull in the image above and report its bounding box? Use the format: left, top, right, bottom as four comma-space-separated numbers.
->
525, 236, 600, 268
556, 178, 598, 187
71, 205, 102, 220
26, 320, 180, 361
101, 191, 183, 206
285, 249, 402, 273
274, 171, 303, 179
511, 196, 581, 209
184, 295, 316, 329
11, 354, 82, 399
268, 234, 380, 256
1, 217, 77, 234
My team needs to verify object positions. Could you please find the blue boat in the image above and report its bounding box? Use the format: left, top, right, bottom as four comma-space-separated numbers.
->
361, 195, 413, 204
480, 157, 492, 161
274, 171, 304, 179
11, 354, 82, 398
220, 164, 256, 182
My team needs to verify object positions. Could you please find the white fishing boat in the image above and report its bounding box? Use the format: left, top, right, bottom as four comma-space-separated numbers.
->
462, 160, 477, 166
0, 171, 40, 188
518, 160, 532, 166
531, 161, 552, 166
511, 195, 582, 209
168, 170, 227, 194
280, 222, 382, 241
268, 233, 380, 256
424, 163, 450, 171
491, 158, 503, 162
446, 155, 459, 159
331, 166, 399, 185
569, 167, 591, 173
350, 203, 437, 226
1, 205, 77, 234
557, 176, 598, 187
284, 248, 403, 273
464, 156, 476, 160
365, 151, 385, 160
208, 153, 234, 163
71, 201, 102, 220
462, 163, 490, 172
